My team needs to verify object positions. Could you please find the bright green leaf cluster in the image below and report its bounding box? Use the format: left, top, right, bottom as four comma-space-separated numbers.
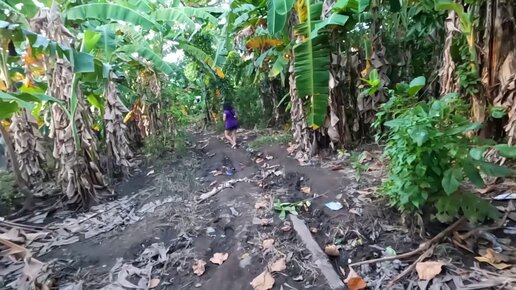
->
381, 92, 510, 223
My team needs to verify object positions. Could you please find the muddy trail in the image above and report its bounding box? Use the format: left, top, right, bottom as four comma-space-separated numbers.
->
3, 130, 513, 290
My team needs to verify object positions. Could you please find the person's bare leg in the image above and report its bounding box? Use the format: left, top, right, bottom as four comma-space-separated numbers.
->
231, 130, 237, 146
224, 130, 233, 145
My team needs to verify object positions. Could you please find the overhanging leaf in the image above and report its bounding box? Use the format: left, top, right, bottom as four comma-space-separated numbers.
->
407, 76, 426, 96
119, 45, 175, 76
442, 167, 462, 194
0, 100, 19, 119
66, 4, 160, 30
310, 13, 349, 39
495, 144, 516, 159
267, 0, 295, 34
476, 161, 514, 177
153, 7, 218, 31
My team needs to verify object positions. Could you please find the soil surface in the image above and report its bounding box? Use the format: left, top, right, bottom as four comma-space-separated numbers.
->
3, 130, 514, 290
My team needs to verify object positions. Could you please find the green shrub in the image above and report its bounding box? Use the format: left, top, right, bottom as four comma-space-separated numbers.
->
381, 92, 513, 223
143, 130, 186, 159
0, 170, 22, 206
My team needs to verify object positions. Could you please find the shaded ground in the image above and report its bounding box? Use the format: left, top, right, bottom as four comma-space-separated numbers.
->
2, 129, 515, 290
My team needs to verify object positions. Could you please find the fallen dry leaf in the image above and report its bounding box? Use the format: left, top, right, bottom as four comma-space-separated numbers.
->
210, 253, 229, 265
324, 244, 340, 257
250, 271, 275, 290
280, 222, 291, 232
416, 261, 445, 280
252, 217, 273, 226
344, 267, 367, 290
269, 258, 286, 272
192, 259, 207, 276
475, 248, 512, 270
255, 199, 269, 209
265, 155, 273, 160
262, 239, 275, 249
310, 227, 318, 234
256, 158, 264, 164
300, 186, 311, 194
148, 278, 160, 288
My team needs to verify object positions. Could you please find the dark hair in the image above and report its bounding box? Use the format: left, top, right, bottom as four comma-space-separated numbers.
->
223, 101, 233, 111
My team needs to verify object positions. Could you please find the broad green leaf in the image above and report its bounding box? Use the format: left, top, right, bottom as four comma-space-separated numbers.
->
495, 144, 516, 159
442, 167, 462, 194
83, 30, 101, 53
97, 26, 116, 60
490, 106, 506, 119
0, 100, 18, 119
310, 14, 349, 39
446, 123, 482, 135
389, 0, 401, 12
409, 128, 428, 146
269, 55, 288, 78
463, 161, 485, 188
476, 161, 513, 177
66, 4, 160, 30
333, 0, 370, 13
120, 45, 175, 76
407, 76, 426, 96
267, 0, 295, 35
87, 94, 103, 110
153, 7, 218, 31
73, 51, 95, 73
469, 147, 486, 160
6, 0, 38, 18
180, 43, 224, 78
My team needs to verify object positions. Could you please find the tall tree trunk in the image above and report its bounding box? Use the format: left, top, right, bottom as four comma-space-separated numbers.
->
10, 109, 47, 187
104, 74, 133, 178
440, 10, 460, 95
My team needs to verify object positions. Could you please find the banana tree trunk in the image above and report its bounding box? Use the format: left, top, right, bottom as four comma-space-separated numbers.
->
440, 10, 459, 95
10, 109, 47, 187
104, 74, 133, 177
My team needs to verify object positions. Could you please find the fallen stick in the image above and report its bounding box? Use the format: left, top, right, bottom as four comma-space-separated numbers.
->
460, 211, 509, 240
349, 217, 466, 267
198, 178, 248, 202
386, 245, 435, 288
290, 215, 346, 290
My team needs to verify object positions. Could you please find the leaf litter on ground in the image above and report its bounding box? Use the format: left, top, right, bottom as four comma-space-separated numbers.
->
250, 271, 275, 290
343, 267, 367, 290
415, 261, 445, 280
192, 259, 207, 276
262, 239, 274, 249
210, 253, 229, 265
269, 258, 286, 272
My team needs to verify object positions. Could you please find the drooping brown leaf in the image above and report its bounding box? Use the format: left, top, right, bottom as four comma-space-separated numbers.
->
192, 259, 207, 276
250, 271, 275, 290
415, 261, 445, 280
324, 244, 340, 257
262, 239, 274, 249
252, 217, 273, 226
269, 258, 286, 272
210, 253, 229, 265
246, 36, 284, 50
344, 267, 367, 290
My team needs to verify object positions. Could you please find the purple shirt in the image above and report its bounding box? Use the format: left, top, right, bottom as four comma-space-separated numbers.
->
224, 109, 238, 129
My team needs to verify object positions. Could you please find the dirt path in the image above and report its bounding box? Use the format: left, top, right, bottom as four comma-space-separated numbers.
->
4, 130, 413, 289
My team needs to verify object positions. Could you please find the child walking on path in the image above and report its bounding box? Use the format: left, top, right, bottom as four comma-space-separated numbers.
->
223, 101, 238, 148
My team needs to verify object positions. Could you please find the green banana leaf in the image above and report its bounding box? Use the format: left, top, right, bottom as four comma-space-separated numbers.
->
153, 7, 219, 31
179, 43, 224, 78
267, 0, 295, 35
293, 2, 330, 128
119, 45, 175, 76
66, 3, 160, 30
